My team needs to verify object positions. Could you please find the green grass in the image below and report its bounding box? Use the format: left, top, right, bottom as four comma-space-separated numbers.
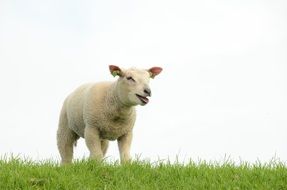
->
0, 158, 286, 190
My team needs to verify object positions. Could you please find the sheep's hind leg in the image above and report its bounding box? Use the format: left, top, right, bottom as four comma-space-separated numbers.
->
84, 126, 103, 161
101, 140, 109, 157
57, 112, 79, 165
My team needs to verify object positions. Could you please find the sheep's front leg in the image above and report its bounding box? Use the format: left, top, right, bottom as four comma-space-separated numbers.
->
84, 126, 103, 161
117, 131, 133, 164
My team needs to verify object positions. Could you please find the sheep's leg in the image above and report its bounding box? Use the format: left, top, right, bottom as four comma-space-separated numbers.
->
101, 140, 109, 157
57, 111, 78, 165
84, 126, 103, 161
117, 132, 133, 164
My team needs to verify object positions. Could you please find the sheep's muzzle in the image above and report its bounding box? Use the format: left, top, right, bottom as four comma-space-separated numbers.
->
136, 94, 149, 105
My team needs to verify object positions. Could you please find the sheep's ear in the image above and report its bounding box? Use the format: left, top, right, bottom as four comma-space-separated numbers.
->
109, 65, 123, 77
148, 67, 162, 79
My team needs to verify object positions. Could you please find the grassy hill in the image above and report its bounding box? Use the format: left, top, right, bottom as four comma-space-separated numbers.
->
0, 158, 286, 190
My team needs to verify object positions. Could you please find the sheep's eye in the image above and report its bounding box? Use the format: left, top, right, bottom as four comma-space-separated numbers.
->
126, 76, 135, 82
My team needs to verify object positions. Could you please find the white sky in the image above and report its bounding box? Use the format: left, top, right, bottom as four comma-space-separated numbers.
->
0, 0, 287, 163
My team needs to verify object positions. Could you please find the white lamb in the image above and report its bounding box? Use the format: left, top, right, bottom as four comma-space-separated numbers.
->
57, 65, 162, 164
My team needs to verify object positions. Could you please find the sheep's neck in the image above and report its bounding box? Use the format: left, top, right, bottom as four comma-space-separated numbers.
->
105, 83, 134, 118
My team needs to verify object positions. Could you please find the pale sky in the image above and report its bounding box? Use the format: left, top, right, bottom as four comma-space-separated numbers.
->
0, 0, 287, 163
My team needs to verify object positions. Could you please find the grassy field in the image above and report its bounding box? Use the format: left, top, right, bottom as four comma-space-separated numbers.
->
0, 158, 286, 190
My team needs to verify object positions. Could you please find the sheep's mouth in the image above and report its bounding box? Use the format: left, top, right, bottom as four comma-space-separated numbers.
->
136, 94, 149, 104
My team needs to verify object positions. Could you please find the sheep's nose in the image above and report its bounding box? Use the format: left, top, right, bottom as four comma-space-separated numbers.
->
144, 88, 151, 97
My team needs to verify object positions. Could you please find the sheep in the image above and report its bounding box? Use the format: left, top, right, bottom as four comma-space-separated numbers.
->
57, 65, 162, 164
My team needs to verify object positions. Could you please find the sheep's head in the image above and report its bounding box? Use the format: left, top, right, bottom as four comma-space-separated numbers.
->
109, 65, 162, 106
